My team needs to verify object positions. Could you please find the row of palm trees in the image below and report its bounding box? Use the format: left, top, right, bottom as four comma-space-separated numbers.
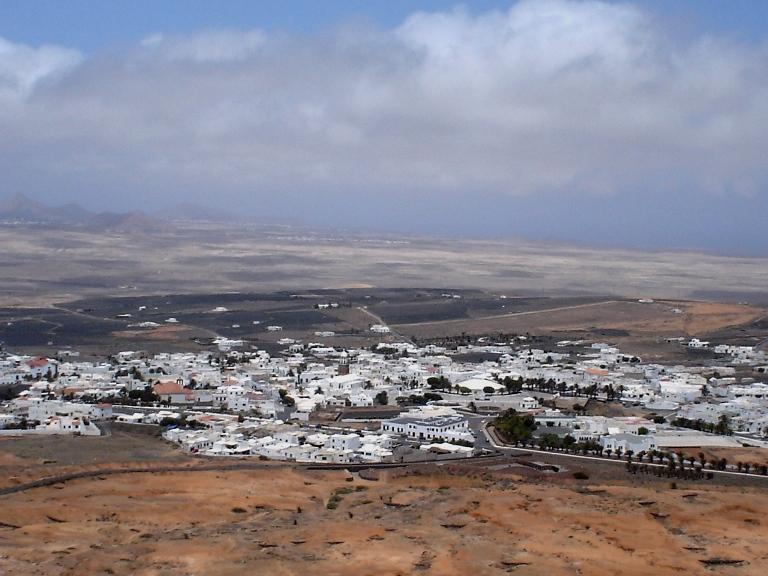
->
508, 436, 768, 477
493, 375, 626, 400
626, 449, 767, 475
626, 449, 768, 476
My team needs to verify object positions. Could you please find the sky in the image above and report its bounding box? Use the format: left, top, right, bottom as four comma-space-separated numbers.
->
1, 0, 768, 254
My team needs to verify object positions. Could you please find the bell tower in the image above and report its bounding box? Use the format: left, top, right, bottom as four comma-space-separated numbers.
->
338, 351, 349, 376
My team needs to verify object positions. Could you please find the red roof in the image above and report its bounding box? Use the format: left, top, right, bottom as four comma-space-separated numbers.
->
26, 357, 50, 368
153, 382, 185, 395
585, 367, 609, 376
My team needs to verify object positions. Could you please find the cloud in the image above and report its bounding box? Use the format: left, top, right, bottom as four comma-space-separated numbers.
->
0, 0, 767, 234
0, 37, 81, 103
139, 30, 266, 62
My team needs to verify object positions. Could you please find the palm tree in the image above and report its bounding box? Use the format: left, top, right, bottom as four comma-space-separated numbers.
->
667, 456, 677, 475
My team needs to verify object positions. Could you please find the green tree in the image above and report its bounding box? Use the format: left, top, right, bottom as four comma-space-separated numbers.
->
503, 376, 523, 394
714, 414, 732, 435
278, 388, 296, 407
427, 376, 451, 390
493, 409, 537, 444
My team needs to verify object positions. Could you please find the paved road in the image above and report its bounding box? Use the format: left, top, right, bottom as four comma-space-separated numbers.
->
468, 416, 495, 452
392, 299, 621, 328
483, 425, 768, 481
754, 335, 768, 351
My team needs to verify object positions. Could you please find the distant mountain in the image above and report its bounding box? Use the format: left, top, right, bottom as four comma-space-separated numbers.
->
56, 202, 95, 223
0, 192, 55, 221
88, 210, 165, 233
0, 193, 165, 233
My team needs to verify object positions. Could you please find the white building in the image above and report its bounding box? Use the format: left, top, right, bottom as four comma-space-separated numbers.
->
381, 414, 473, 443
328, 433, 362, 451
600, 433, 656, 453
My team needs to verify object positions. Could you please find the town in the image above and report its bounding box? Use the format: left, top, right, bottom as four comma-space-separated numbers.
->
3, 328, 767, 474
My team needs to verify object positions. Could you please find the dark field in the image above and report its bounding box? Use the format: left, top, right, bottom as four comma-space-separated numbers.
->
368, 295, 608, 324
0, 290, 626, 356
0, 430, 187, 468
0, 308, 125, 347
0, 288, 764, 365
0, 429, 194, 489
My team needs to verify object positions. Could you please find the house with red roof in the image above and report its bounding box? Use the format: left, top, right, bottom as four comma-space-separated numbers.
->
153, 381, 194, 404
25, 357, 55, 378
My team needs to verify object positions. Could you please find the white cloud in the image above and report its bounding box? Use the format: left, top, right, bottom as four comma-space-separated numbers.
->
1, 0, 767, 215
0, 37, 81, 103
139, 29, 266, 62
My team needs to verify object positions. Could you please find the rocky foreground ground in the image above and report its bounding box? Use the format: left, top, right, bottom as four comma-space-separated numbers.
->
1, 462, 766, 576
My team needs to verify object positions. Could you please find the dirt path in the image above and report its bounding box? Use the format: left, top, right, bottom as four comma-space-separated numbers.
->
357, 306, 414, 344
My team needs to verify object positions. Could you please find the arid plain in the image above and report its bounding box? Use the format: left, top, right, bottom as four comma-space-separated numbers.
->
1, 224, 767, 306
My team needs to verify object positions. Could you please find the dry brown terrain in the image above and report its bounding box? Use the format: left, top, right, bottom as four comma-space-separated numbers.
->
681, 447, 768, 469
1, 465, 767, 576
602, 301, 765, 336
394, 299, 765, 340
110, 324, 211, 342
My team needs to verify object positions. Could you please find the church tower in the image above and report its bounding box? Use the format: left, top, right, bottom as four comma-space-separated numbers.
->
338, 351, 350, 376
